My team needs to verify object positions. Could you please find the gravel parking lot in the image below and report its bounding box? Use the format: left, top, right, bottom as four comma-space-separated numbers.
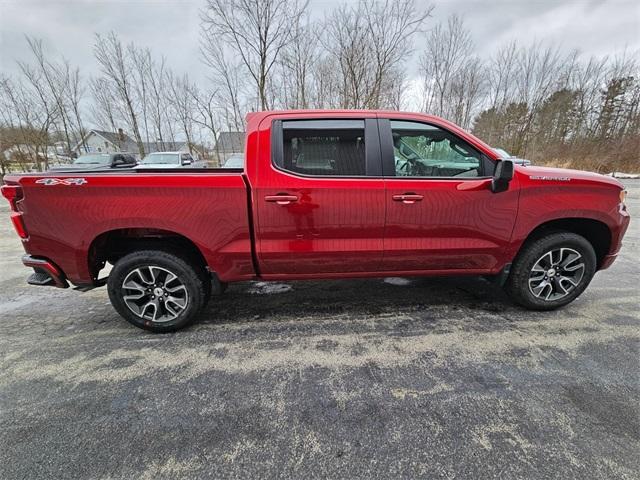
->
1, 181, 638, 479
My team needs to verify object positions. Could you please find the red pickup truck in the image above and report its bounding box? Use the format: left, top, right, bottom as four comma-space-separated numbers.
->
2, 110, 630, 332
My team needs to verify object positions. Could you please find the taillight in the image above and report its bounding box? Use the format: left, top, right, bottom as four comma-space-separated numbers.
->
10, 212, 28, 238
1, 185, 23, 210
1, 185, 27, 238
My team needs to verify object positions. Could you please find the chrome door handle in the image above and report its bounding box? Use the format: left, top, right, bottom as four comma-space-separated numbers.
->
265, 194, 298, 205
392, 193, 424, 204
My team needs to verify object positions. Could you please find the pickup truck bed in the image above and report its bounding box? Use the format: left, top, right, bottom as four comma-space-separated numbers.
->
2, 109, 630, 332
3, 170, 254, 285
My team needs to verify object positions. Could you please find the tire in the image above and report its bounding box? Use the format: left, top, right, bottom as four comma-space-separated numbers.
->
506, 232, 597, 310
107, 249, 210, 332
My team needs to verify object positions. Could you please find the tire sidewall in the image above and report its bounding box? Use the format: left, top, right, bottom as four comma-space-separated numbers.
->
509, 233, 597, 310
107, 250, 206, 332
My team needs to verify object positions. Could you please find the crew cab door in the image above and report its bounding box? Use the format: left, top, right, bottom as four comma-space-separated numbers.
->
254, 116, 385, 275
379, 118, 519, 273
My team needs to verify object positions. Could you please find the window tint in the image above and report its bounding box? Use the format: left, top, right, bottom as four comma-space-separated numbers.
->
277, 120, 366, 176
391, 121, 482, 178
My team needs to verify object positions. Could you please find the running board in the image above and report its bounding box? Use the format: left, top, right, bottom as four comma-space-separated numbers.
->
73, 277, 108, 292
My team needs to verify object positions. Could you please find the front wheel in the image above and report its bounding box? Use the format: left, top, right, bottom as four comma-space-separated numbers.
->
506, 232, 597, 310
107, 250, 210, 332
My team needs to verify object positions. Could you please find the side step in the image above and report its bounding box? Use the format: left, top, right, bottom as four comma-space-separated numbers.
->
73, 277, 108, 292
27, 271, 56, 286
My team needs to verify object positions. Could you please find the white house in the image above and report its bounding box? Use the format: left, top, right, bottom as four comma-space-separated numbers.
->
75, 129, 200, 159
74, 129, 137, 155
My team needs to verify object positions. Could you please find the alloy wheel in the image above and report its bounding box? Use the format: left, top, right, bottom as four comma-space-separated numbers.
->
528, 248, 585, 301
121, 266, 189, 322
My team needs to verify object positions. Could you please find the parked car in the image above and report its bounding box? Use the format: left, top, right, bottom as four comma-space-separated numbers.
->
137, 152, 205, 169
223, 153, 244, 168
48, 153, 137, 171
492, 147, 532, 166
2, 110, 630, 332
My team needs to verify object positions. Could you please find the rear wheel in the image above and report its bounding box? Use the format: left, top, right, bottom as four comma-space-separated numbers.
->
107, 250, 210, 332
506, 232, 597, 310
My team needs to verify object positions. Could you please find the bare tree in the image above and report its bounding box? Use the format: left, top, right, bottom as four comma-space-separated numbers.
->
323, 0, 431, 109
90, 77, 118, 135
420, 14, 483, 126
63, 62, 87, 152
145, 56, 173, 149
21, 37, 76, 153
276, 13, 317, 109
201, 41, 247, 131
187, 83, 223, 162
167, 72, 196, 153
0, 75, 56, 170
129, 45, 153, 145
201, 0, 309, 110
94, 32, 145, 156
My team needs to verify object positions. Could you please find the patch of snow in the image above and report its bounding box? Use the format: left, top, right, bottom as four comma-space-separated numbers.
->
608, 172, 640, 179
246, 282, 292, 295
383, 277, 412, 286
1, 295, 37, 312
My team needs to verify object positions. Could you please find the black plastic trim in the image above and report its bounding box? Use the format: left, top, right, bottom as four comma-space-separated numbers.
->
270, 117, 382, 178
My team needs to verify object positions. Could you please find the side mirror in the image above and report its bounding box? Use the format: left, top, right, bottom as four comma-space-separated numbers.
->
181, 158, 192, 166
112, 157, 125, 167
491, 160, 514, 193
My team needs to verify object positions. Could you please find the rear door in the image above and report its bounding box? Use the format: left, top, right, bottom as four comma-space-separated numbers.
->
254, 116, 386, 275
379, 118, 519, 273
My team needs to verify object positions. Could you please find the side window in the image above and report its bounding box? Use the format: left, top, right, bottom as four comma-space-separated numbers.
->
276, 120, 366, 176
390, 120, 483, 178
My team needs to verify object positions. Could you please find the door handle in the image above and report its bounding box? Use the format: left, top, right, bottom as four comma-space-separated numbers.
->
392, 193, 424, 204
265, 194, 298, 205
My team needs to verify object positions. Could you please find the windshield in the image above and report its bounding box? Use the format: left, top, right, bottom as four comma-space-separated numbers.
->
141, 153, 179, 165
74, 154, 111, 165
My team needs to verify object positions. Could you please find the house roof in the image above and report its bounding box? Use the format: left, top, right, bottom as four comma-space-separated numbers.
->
74, 129, 136, 152
214, 132, 245, 153
75, 130, 200, 155
92, 129, 136, 146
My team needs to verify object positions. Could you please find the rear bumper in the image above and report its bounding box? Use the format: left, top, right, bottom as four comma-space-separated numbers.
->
22, 255, 69, 288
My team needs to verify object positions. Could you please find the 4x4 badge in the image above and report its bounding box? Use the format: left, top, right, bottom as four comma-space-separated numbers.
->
36, 178, 87, 186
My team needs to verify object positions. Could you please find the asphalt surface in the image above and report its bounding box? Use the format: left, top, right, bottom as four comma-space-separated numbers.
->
1, 181, 639, 479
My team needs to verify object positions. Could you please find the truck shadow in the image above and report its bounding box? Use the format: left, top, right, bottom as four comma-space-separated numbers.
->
198, 276, 517, 327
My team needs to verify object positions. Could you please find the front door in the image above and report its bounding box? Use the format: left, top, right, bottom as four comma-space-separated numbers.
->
380, 118, 519, 273
255, 117, 386, 275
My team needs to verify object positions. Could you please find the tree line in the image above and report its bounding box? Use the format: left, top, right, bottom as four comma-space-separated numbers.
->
1, 0, 638, 173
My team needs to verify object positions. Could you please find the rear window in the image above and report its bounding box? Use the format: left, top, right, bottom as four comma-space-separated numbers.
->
275, 120, 366, 176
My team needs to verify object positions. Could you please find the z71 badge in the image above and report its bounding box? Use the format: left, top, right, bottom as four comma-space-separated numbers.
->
36, 178, 87, 186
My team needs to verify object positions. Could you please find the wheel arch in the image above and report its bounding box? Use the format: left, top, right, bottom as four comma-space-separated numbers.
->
88, 228, 210, 280
518, 217, 611, 269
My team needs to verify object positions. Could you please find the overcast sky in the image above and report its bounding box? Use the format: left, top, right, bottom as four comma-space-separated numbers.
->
1, 0, 638, 85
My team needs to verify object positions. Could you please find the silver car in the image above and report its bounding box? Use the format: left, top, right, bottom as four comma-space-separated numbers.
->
492, 147, 531, 166
137, 152, 206, 169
